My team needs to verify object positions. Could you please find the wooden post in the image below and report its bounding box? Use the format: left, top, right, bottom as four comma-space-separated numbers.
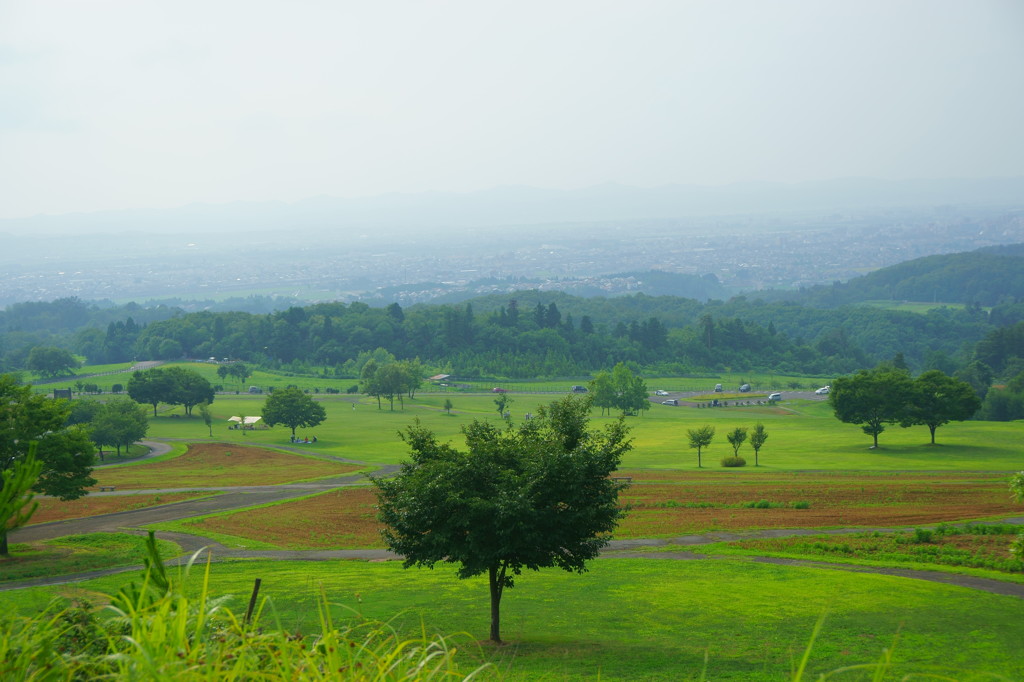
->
244, 578, 262, 625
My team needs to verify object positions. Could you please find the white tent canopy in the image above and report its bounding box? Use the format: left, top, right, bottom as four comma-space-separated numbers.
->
228, 416, 262, 425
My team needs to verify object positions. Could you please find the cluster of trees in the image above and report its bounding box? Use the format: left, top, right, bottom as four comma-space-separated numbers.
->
3, 286, 1020, 382
360, 358, 424, 411
830, 366, 981, 446
216, 363, 252, 388
68, 397, 149, 459
127, 366, 214, 416
686, 423, 768, 467
588, 363, 650, 416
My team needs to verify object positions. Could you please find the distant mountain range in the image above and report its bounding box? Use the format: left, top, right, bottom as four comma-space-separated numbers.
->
3, 177, 1023, 236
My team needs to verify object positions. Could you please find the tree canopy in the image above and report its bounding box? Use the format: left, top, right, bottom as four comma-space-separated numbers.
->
0, 375, 96, 553
829, 366, 914, 447
902, 370, 981, 444
373, 395, 631, 643
261, 386, 327, 436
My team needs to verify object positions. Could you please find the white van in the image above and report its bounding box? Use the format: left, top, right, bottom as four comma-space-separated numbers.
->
768, 392, 781, 402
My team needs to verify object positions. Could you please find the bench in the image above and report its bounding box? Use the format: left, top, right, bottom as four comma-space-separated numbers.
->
611, 477, 632, 483
99, 486, 116, 492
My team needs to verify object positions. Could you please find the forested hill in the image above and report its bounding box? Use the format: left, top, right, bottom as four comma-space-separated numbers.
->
760, 244, 1024, 308
0, 290, 1002, 381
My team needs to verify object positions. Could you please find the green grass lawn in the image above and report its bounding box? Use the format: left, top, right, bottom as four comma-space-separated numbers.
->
0, 533, 180, 584
138, 392, 1024, 471
4, 558, 1021, 680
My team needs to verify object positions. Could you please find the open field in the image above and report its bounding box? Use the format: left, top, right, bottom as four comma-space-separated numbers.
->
91, 443, 362, 490
133, 392, 1024, 470
35, 360, 831, 396
856, 300, 977, 314
702, 524, 1024, 575
31, 492, 215, 525
4, 558, 1022, 680
146, 470, 1021, 551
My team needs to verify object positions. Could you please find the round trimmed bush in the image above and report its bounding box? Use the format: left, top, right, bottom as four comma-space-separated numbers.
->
721, 456, 746, 467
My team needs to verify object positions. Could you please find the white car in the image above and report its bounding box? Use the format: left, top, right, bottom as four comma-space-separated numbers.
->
655, 390, 669, 396
815, 386, 830, 395
768, 392, 782, 402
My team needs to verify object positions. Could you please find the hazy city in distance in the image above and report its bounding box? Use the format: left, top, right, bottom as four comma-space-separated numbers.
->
2, 2, 1022, 308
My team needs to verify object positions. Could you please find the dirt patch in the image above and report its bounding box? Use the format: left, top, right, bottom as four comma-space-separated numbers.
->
92, 443, 361, 490
181, 487, 384, 549
616, 477, 1017, 537
31, 492, 212, 525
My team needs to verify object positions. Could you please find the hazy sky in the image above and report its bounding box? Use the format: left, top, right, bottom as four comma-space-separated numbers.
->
2, 0, 1022, 220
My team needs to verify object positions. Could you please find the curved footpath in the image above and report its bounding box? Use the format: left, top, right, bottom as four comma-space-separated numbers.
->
5, 441, 1024, 598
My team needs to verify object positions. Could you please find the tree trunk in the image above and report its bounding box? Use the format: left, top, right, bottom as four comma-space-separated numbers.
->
929, 425, 937, 444
0, 532, 7, 557
488, 563, 505, 644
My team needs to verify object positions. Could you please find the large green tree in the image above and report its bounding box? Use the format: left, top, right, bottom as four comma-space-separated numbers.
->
261, 386, 327, 437
0, 375, 96, 554
829, 366, 913, 447
26, 346, 79, 378
901, 370, 982, 444
127, 369, 174, 416
373, 395, 631, 644
91, 397, 149, 459
164, 366, 215, 416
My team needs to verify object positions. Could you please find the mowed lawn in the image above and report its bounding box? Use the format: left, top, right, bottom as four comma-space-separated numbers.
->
6, 558, 1022, 680
142, 393, 1024, 470
152, 470, 1020, 550
91, 443, 362, 490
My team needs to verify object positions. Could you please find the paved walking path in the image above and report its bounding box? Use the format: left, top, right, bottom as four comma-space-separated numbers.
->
5, 440, 1023, 598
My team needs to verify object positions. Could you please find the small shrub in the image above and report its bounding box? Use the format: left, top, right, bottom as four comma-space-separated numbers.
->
346, 384, 360, 394
721, 456, 746, 467
742, 499, 783, 509
913, 528, 934, 543
792, 500, 811, 509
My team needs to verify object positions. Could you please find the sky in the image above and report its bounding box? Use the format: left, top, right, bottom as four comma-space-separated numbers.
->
1, 0, 1022, 220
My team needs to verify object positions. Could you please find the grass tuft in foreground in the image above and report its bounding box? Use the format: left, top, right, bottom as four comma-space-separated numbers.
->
0, 532, 487, 681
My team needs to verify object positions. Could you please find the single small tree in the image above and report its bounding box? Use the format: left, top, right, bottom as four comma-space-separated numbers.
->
199, 401, 213, 437
726, 427, 748, 457
687, 424, 715, 468
494, 393, 511, 419
443, 398, 453, 415
374, 396, 631, 644
262, 386, 327, 437
0, 444, 43, 557
749, 423, 768, 466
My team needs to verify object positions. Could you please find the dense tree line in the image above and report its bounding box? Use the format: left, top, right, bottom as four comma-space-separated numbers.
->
2, 275, 1022, 381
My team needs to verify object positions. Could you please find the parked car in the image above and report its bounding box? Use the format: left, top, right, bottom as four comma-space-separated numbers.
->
570, 385, 588, 393
662, 399, 679, 406
655, 390, 669, 396
714, 384, 723, 392
738, 384, 751, 392
815, 386, 830, 395
768, 392, 782, 401
492, 387, 507, 393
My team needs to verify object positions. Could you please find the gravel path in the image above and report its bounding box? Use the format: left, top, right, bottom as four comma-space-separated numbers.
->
4, 440, 1022, 598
